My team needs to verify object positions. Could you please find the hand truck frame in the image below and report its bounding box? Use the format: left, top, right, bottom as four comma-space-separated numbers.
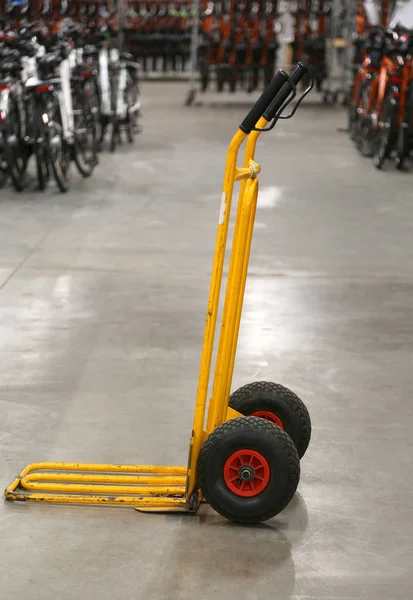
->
5, 62, 313, 524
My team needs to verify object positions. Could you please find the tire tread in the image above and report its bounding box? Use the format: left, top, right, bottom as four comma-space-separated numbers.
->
198, 416, 300, 524
229, 381, 311, 458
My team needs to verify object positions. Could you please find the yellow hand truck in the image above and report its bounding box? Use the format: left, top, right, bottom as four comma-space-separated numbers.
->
5, 63, 313, 524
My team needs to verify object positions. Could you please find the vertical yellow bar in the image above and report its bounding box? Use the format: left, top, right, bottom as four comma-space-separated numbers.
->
186, 129, 246, 498
206, 176, 259, 432
205, 117, 267, 431
226, 120, 267, 392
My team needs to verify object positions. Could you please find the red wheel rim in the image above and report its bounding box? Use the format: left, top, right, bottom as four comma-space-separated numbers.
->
224, 449, 270, 497
251, 410, 284, 429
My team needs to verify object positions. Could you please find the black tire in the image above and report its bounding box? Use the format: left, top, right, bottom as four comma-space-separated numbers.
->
125, 78, 139, 144
4, 95, 28, 191
356, 81, 375, 157
198, 416, 300, 524
48, 98, 70, 193
90, 78, 104, 152
0, 160, 7, 189
110, 116, 117, 152
348, 81, 363, 141
35, 139, 49, 191
110, 71, 118, 153
126, 114, 134, 143
216, 71, 224, 93
373, 87, 398, 170
229, 381, 311, 459
395, 87, 413, 171
50, 139, 71, 192
73, 94, 97, 178
395, 125, 409, 171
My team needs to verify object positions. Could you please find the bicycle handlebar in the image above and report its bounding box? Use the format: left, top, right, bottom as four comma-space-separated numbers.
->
239, 69, 289, 134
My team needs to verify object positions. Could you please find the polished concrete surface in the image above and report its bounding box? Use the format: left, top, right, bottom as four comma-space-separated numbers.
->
0, 83, 412, 599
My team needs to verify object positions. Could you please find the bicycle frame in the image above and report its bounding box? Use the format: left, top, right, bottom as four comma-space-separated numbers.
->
367, 55, 399, 127
351, 53, 379, 106
110, 47, 128, 121
59, 55, 74, 142
98, 46, 111, 116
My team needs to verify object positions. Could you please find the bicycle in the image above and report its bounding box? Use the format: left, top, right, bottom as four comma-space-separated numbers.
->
108, 46, 141, 152
354, 28, 394, 158
348, 26, 385, 142
393, 33, 413, 170
372, 29, 413, 169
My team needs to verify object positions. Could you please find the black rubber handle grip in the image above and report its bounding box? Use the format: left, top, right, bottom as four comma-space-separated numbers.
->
239, 69, 289, 134
263, 62, 308, 122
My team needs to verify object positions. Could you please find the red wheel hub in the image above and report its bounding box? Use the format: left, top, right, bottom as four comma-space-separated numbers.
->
251, 410, 284, 429
223, 449, 270, 497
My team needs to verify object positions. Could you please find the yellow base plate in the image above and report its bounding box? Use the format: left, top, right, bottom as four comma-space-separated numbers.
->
5, 462, 194, 510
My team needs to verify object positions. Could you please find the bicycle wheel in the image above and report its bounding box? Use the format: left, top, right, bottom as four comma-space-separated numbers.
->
110, 112, 118, 152
34, 130, 49, 192
356, 81, 375, 157
90, 77, 104, 151
48, 96, 71, 193
4, 93, 29, 191
109, 69, 118, 153
0, 143, 8, 189
348, 78, 363, 141
373, 87, 398, 170
73, 90, 97, 178
125, 75, 139, 144
395, 85, 413, 171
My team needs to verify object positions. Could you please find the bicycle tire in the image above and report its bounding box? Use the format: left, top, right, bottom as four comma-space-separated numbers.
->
356, 79, 375, 156
109, 67, 118, 153
373, 86, 398, 170
125, 77, 139, 144
110, 113, 117, 152
0, 154, 7, 188
348, 78, 363, 141
35, 139, 49, 191
4, 94, 28, 192
90, 77, 104, 151
73, 90, 97, 178
395, 84, 413, 171
48, 96, 71, 193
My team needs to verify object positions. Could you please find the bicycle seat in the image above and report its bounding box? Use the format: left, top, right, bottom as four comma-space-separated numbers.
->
0, 59, 22, 76
16, 40, 37, 57
37, 53, 61, 76
83, 45, 99, 59
0, 47, 20, 61
120, 51, 134, 61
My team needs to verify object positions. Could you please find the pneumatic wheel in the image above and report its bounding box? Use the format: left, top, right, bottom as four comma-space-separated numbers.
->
229, 382, 311, 459
373, 88, 398, 170
197, 416, 300, 524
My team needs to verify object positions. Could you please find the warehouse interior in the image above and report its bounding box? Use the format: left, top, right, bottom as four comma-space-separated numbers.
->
0, 1, 412, 599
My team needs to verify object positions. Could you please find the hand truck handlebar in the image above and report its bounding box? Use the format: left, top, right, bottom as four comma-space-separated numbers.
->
239, 68, 290, 134
263, 62, 308, 121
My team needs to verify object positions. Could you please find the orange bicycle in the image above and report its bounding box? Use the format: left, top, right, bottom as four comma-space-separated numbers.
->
355, 28, 395, 158
348, 26, 385, 142
393, 32, 413, 170
372, 29, 413, 169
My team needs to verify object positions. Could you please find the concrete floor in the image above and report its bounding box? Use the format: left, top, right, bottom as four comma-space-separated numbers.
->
0, 83, 412, 599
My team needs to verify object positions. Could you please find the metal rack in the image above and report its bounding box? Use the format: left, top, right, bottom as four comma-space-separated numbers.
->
185, 0, 282, 105
322, 0, 357, 104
